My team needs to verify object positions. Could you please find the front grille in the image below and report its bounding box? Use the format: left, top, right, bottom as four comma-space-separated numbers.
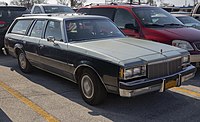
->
148, 58, 182, 79
194, 42, 200, 50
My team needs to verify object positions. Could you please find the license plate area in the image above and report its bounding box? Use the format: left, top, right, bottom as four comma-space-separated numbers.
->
165, 80, 177, 89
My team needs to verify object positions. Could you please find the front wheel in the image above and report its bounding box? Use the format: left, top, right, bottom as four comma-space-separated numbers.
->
17, 50, 32, 73
79, 69, 107, 105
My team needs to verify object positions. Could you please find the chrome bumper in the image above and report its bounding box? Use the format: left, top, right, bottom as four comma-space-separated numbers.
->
119, 65, 196, 97
2, 47, 8, 55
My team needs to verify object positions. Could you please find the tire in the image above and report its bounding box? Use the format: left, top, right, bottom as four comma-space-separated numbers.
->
17, 50, 32, 73
79, 69, 107, 105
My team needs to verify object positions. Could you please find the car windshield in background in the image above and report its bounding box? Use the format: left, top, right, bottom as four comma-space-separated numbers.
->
177, 16, 200, 25
43, 6, 75, 13
133, 7, 183, 27
66, 19, 125, 42
0, 7, 29, 21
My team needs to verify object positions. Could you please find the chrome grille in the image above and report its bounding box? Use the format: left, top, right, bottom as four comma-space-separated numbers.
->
148, 58, 182, 79
194, 42, 200, 50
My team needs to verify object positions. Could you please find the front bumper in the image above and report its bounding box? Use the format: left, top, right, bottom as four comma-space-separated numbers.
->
2, 47, 8, 55
119, 65, 196, 97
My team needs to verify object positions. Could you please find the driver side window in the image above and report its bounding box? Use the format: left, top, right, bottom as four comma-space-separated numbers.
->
114, 9, 137, 29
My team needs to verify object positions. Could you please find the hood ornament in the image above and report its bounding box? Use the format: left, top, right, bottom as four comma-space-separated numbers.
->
160, 49, 163, 54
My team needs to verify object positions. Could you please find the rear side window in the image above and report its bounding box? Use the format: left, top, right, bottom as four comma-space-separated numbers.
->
10, 19, 32, 35
45, 20, 63, 41
30, 20, 46, 38
89, 8, 116, 20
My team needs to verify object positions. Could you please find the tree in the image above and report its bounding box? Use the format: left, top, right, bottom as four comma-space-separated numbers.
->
56, 0, 70, 5
10, 0, 46, 7
56, 0, 86, 7
147, 0, 154, 5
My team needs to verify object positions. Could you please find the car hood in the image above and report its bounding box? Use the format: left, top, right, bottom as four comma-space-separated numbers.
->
153, 27, 200, 43
69, 37, 187, 66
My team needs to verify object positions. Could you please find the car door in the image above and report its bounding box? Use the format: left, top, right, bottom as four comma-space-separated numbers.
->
38, 20, 73, 80
114, 8, 140, 38
25, 19, 47, 67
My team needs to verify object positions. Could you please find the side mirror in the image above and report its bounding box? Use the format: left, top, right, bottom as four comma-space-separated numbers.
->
47, 36, 55, 42
125, 24, 139, 32
47, 36, 57, 45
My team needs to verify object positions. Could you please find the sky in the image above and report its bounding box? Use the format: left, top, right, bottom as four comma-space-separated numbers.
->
0, 0, 199, 7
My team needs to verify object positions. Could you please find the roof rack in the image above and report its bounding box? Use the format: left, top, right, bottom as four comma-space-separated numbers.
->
22, 13, 82, 17
22, 14, 52, 17
85, 0, 146, 6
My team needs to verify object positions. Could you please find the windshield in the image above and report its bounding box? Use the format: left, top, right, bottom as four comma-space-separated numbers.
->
133, 7, 183, 27
43, 6, 75, 13
66, 19, 125, 42
176, 16, 200, 25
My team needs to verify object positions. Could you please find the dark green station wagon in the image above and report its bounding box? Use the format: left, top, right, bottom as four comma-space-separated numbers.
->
3, 14, 196, 105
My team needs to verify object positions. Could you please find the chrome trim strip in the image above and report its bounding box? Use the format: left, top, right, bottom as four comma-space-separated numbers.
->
119, 84, 161, 97
33, 65, 77, 84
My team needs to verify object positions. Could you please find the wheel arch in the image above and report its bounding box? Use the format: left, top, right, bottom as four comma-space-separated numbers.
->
74, 63, 108, 92
14, 43, 24, 57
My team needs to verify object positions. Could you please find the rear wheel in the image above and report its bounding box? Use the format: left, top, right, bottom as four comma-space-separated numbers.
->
79, 69, 107, 105
17, 50, 32, 73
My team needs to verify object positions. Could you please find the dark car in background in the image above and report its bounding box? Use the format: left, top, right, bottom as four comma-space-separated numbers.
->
77, 5, 200, 66
0, 6, 29, 49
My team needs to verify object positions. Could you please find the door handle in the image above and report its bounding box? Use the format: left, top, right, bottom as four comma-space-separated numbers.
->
39, 44, 44, 48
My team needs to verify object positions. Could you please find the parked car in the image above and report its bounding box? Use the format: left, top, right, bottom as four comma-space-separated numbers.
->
172, 14, 200, 30
2, 14, 196, 105
30, 4, 75, 14
77, 5, 200, 66
191, 3, 200, 21
0, 5, 29, 49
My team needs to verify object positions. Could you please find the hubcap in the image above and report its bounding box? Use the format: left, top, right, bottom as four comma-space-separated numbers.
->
81, 75, 94, 99
19, 53, 26, 69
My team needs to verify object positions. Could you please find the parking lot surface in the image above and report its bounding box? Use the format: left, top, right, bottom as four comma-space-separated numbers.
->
0, 53, 200, 122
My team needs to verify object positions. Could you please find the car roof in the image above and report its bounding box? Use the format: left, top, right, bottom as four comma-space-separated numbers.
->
0, 5, 27, 8
82, 4, 155, 9
34, 4, 68, 7
18, 13, 109, 21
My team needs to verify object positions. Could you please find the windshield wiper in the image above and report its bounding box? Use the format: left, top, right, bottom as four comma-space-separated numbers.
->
145, 23, 164, 27
163, 23, 184, 26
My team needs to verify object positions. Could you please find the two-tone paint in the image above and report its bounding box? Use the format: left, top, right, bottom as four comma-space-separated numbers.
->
4, 15, 196, 97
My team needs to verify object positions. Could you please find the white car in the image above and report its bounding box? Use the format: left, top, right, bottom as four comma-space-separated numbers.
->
31, 4, 75, 14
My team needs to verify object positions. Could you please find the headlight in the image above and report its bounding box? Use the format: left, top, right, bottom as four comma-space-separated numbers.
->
182, 55, 190, 64
172, 40, 194, 51
119, 65, 146, 80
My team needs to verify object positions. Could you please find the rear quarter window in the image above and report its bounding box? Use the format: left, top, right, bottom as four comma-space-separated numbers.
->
10, 19, 33, 35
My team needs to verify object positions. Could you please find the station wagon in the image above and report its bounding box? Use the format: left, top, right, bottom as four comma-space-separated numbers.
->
3, 14, 196, 105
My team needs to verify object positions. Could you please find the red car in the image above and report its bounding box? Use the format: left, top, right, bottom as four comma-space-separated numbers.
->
78, 5, 200, 66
